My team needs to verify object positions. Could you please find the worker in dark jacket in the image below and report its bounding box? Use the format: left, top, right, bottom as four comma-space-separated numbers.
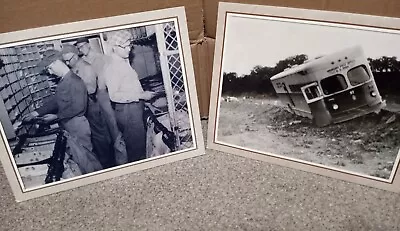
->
23, 49, 93, 152
61, 44, 115, 168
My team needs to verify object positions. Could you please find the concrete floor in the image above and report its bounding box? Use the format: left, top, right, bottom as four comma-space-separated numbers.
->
1, 121, 399, 231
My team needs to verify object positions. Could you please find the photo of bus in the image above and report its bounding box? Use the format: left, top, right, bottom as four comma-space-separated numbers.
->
214, 10, 400, 183
270, 45, 386, 127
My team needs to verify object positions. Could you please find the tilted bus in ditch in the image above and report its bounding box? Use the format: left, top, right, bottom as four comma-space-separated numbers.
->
270, 45, 385, 127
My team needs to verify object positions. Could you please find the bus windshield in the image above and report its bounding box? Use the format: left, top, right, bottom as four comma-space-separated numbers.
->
320, 74, 348, 95
347, 65, 370, 86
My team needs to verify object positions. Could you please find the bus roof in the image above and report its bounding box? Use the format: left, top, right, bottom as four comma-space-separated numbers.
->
270, 45, 363, 81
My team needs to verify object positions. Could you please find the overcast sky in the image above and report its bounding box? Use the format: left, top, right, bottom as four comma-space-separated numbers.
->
222, 14, 400, 76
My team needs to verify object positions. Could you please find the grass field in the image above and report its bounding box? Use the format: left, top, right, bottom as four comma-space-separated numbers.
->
216, 95, 400, 179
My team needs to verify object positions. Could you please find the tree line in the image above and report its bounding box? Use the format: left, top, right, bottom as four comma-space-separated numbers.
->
222, 55, 400, 96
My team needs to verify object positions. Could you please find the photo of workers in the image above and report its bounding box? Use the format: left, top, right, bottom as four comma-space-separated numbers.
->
0, 20, 196, 190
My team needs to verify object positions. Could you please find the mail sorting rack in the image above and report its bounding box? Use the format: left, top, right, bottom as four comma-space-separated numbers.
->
0, 42, 54, 140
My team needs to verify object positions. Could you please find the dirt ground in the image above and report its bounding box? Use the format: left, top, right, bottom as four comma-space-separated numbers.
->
217, 95, 400, 180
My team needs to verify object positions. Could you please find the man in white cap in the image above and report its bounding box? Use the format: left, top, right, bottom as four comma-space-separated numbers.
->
61, 44, 115, 168
98, 29, 156, 162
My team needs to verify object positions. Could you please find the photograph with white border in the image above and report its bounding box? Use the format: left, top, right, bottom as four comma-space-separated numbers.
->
0, 7, 204, 202
207, 2, 400, 193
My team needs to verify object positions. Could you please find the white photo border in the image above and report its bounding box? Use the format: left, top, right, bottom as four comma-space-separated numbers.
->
0, 6, 205, 202
207, 2, 400, 193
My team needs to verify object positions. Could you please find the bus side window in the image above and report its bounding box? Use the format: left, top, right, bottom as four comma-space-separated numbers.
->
347, 65, 370, 86
305, 85, 320, 100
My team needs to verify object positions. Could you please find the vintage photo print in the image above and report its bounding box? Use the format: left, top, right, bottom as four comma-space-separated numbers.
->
208, 2, 400, 192
0, 7, 204, 202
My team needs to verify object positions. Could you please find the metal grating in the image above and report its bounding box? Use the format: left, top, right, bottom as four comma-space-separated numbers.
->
163, 23, 179, 51
162, 22, 193, 150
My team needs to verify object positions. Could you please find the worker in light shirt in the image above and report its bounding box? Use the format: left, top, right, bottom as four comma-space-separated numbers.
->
97, 30, 156, 162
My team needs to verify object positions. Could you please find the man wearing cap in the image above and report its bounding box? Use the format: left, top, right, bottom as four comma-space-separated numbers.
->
75, 37, 120, 144
74, 37, 110, 81
98, 29, 156, 162
22, 49, 93, 152
61, 44, 115, 168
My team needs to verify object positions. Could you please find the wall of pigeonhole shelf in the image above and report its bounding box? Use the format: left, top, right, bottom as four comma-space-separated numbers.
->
0, 42, 57, 140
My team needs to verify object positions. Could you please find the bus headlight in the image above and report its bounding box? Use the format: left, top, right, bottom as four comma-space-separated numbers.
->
332, 104, 339, 110
370, 91, 377, 97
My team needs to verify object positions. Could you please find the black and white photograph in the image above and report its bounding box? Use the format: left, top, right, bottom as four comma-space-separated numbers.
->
208, 3, 400, 192
0, 7, 204, 201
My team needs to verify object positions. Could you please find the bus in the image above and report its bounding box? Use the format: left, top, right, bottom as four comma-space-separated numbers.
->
270, 45, 385, 127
